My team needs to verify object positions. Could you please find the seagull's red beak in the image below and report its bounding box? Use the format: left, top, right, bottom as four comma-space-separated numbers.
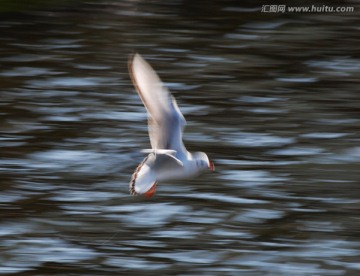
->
144, 182, 157, 198
209, 161, 215, 172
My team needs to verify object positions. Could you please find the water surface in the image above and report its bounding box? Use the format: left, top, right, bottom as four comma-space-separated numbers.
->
0, 1, 359, 275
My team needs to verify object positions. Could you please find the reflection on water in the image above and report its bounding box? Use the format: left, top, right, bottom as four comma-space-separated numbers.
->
0, 1, 359, 275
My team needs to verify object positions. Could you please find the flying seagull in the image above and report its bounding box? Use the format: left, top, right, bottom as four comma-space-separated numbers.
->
129, 53, 214, 197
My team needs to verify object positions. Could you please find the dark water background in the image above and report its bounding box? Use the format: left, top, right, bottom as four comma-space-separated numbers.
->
0, 1, 359, 275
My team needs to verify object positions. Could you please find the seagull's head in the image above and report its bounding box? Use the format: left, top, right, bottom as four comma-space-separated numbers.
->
192, 152, 215, 172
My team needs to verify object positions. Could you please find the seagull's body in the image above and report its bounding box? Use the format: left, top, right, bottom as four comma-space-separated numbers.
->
129, 54, 213, 197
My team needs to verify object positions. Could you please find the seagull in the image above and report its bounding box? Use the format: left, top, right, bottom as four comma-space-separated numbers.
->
129, 53, 214, 197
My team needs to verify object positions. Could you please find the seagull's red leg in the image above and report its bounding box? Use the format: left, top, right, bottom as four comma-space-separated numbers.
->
144, 182, 157, 198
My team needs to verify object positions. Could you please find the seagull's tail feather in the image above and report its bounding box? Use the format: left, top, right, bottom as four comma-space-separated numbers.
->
141, 149, 176, 154
141, 149, 183, 166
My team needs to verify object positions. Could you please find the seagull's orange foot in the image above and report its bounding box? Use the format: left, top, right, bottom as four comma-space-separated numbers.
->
144, 182, 157, 198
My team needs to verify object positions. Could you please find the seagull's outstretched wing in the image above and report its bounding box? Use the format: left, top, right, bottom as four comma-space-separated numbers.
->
129, 53, 187, 156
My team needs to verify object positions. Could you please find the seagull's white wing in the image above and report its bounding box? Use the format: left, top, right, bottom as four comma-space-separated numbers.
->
129, 53, 187, 156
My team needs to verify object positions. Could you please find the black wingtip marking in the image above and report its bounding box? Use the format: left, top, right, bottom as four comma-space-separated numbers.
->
129, 155, 150, 196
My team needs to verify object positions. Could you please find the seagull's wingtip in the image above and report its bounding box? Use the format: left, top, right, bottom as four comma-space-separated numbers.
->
129, 52, 144, 65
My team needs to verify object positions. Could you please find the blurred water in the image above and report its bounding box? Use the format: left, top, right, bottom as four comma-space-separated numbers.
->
0, 1, 359, 275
